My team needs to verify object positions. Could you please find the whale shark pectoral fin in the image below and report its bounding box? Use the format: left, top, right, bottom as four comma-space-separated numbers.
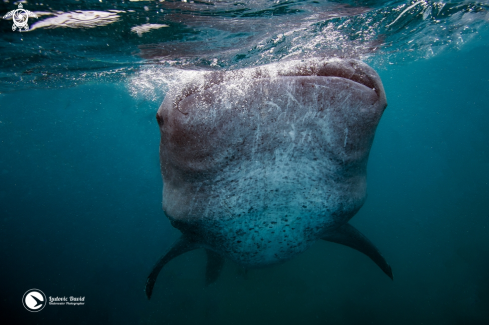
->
322, 223, 393, 280
145, 236, 200, 299
205, 249, 225, 286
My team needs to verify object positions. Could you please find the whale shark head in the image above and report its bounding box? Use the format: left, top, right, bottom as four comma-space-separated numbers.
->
146, 58, 390, 298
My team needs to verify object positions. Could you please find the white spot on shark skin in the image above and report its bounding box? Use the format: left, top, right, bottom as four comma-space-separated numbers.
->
289, 123, 296, 141
265, 101, 281, 110
286, 90, 301, 107
299, 130, 309, 145
344, 127, 348, 147
306, 83, 333, 90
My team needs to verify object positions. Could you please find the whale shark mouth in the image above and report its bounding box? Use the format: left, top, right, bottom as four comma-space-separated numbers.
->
170, 58, 383, 115
277, 59, 381, 97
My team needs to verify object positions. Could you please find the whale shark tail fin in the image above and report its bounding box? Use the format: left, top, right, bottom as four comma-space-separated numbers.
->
205, 249, 225, 285
145, 236, 200, 299
322, 223, 393, 280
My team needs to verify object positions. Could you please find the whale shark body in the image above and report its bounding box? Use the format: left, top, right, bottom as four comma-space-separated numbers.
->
146, 58, 391, 298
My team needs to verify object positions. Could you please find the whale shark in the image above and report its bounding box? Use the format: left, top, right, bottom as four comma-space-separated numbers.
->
146, 58, 391, 299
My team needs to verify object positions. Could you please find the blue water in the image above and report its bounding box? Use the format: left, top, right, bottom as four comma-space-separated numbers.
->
1, 0, 489, 324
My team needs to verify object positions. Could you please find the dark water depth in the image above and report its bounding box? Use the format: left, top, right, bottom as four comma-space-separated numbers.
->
1, 41, 489, 324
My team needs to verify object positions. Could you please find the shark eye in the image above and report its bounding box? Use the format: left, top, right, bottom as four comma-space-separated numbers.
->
156, 113, 164, 126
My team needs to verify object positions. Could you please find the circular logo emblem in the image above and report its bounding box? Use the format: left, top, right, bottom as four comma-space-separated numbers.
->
22, 289, 47, 312
13, 9, 28, 28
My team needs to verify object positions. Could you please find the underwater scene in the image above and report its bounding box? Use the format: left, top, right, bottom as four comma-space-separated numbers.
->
1, 0, 489, 324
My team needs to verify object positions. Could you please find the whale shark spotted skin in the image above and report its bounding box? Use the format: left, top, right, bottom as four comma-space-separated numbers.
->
146, 58, 391, 298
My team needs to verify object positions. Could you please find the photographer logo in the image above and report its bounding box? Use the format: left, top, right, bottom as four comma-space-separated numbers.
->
22, 289, 46, 312
22, 289, 86, 312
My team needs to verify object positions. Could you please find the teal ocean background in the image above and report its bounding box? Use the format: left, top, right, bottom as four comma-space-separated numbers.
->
1, 0, 489, 324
